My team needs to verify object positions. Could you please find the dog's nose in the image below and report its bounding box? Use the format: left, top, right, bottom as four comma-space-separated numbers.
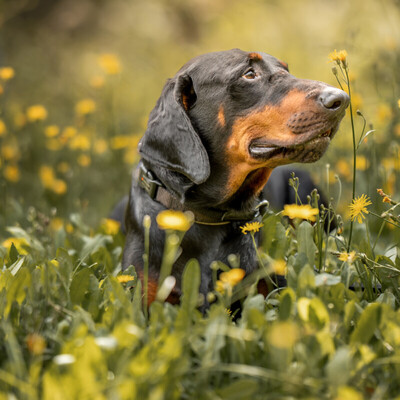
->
318, 88, 350, 112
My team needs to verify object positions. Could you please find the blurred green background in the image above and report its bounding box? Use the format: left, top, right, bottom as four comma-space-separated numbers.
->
0, 0, 399, 231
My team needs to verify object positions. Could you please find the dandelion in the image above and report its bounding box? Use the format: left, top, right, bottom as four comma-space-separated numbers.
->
338, 251, 357, 263
98, 53, 121, 75
348, 194, 372, 223
398, 99, 400, 109
50, 218, 64, 231
44, 125, 59, 138
271, 259, 287, 275
46, 139, 63, 151
156, 210, 193, 231
101, 218, 120, 235
117, 275, 135, 284
27, 105, 47, 122
216, 268, 245, 294
75, 98, 96, 115
69, 134, 91, 151
90, 75, 105, 88
377, 188, 394, 205
2, 237, 28, 254
57, 162, 70, 173
328, 49, 348, 67
61, 126, 77, 140
282, 204, 319, 222
240, 221, 264, 235
52, 179, 67, 195
0, 119, 6, 136
39, 165, 56, 188
94, 138, 108, 154
3, 165, 20, 182
1, 145, 19, 161
77, 154, 91, 167
0, 67, 15, 80
26, 334, 46, 356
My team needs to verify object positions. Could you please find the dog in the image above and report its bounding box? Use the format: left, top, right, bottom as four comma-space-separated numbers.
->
121, 49, 349, 307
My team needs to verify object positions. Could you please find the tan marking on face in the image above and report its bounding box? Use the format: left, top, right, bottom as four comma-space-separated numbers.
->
279, 60, 289, 70
249, 52, 262, 60
223, 89, 319, 199
218, 105, 226, 127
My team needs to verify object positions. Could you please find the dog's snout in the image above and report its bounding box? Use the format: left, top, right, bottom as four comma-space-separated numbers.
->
318, 88, 350, 112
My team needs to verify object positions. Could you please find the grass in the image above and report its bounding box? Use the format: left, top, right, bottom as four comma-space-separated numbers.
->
1, 45, 400, 399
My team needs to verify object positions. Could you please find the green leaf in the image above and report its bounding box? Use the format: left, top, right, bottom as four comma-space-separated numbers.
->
217, 379, 259, 399
315, 273, 341, 287
326, 347, 352, 386
9, 243, 19, 264
297, 264, 315, 296
5, 267, 31, 318
70, 268, 93, 305
297, 221, 317, 267
278, 287, 295, 320
181, 259, 200, 313
350, 303, 382, 344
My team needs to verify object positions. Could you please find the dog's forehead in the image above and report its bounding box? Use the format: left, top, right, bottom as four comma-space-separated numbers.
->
178, 49, 283, 78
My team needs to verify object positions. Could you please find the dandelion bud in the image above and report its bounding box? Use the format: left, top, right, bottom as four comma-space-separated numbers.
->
332, 66, 338, 75
143, 215, 151, 229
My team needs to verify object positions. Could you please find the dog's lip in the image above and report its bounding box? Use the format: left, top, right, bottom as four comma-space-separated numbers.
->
249, 127, 333, 159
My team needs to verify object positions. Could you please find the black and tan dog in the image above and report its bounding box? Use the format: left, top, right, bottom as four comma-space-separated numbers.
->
121, 49, 349, 306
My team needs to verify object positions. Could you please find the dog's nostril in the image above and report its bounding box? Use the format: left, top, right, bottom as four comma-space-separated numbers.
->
319, 88, 350, 111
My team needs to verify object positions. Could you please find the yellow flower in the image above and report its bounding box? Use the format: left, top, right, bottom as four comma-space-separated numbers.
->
240, 221, 264, 235
77, 154, 91, 167
338, 251, 357, 263
100, 218, 120, 235
44, 125, 59, 137
94, 138, 108, 154
117, 275, 135, 284
0, 67, 15, 80
271, 259, 287, 275
0, 119, 6, 136
98, 53, 121, 75
90, 75, 105, 88
328, 49, 348, 65
398, 99, 400, 109
348, 194, 372, 223
356, 155, 369, 171
282, 204, 319, 222
376, 104, 392, 124
2, 237, 28, 254
61, 126, 77, 140
39, 165, 55, 188
156, 210, 193, 231
3, 165, 20, 182
26, 333, 46, 356
220, 268, 245, 285
52, 179, 67, 195
75, 98, 96, 115
1, 144, 19, 161
268, 321, 298, 349
50, 218, 64, 231
69, 134, 91, 151
27, 105, 47, 122
110, 135, 138, 150
377, 188, 394, 204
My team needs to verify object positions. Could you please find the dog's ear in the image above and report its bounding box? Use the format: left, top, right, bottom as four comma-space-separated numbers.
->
139, 74, 210, 185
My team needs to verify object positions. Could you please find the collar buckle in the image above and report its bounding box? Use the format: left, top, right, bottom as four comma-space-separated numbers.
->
138, 164, 162, 199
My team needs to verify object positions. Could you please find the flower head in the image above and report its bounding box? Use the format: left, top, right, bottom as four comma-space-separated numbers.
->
156, 210, 193, 231
240, 221, 264, 235
271, 259, 287, 275
2, 237, 28, 254
27, 105, 47, 122
0, 67, 15, 80
338, 251, 357, 263
282, 204, 319, 222
26, 333, 46, 356
100, 218, 120, 235
216, 268, 245, 293
3, 165, 20, 182
0, 119, 6, 137
44, 125, 59, 138
398, 99, 400, 109
75, 98, 96, 115
98, 54, 121, 75
348, 194, 372, 223
329, 49, 348, 67
117, 275, 135, 284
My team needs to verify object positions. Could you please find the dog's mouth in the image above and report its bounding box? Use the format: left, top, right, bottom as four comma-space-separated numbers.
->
249, 123, 338, 164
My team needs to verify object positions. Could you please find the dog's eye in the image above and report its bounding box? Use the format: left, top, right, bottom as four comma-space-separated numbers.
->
242, 69, 258, 80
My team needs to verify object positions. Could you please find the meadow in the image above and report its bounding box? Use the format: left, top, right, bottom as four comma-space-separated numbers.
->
1, 0, 400, 398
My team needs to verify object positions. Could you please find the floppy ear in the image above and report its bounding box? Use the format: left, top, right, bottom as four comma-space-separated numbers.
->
139, 74, 210, 185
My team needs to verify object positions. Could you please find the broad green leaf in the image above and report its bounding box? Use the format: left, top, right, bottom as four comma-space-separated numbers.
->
217, 379, 259, 399
326, 347, 352, 386
8, 256, 25, 276
297, 264, 315, 296
70, 268, 93, 305
5, 267, 31, 318
181, 259, 200, 313
297, 221, 317, 267
350, 303, 382, 344
278, 287, 295, 320
308, 297, 330, 329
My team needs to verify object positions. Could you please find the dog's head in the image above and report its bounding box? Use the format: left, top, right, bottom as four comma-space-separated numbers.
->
139, 49, 349, 207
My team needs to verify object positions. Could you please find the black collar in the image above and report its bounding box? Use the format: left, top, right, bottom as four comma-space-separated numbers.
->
136, 162, 268, 225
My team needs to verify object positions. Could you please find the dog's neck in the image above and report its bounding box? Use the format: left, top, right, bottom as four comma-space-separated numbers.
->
136, 161, 268, 225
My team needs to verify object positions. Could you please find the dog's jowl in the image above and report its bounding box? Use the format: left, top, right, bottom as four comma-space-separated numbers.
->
121, 49, 349, 307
